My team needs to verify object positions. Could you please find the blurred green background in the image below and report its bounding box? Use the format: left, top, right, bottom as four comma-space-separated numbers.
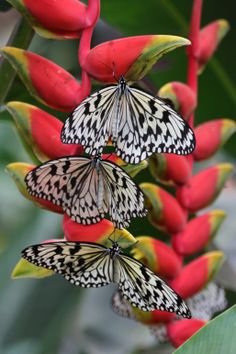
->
0, 1, 236, 353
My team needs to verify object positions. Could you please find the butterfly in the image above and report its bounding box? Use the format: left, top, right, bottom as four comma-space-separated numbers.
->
21, 240, 191, 317
25, 155, 147, 228
61, 76, 196, 164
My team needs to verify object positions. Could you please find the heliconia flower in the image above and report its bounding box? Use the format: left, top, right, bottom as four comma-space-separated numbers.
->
8, 0, 100, 39
140, 183, 187, 234
167, 319, 206, 348
177, 163, 233, 212
131, 236, 182, 278
198, 19, 230, 73
82, 35, 190, 83
0, 47, 90, 111
193, 119, 236, 161
172, 210, 226, 256
6, 101, 83, 161
158, 82, 196, 119
63, 215, 115, 243
5, 162, 63, 214
148, 154, 192, 186
170, 251, 225, 299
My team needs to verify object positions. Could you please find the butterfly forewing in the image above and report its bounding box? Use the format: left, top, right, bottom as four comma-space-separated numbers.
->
116, 254, 191, 318
61, 86, 118, 156
116, 87, 195, 164
25, 156, 146, 228
61, 79, 195, 164
22, 242, 113, 287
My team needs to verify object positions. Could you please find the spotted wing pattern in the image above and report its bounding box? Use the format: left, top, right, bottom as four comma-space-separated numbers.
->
115, 87, 195, 164
22, 242, 113, 287
61, 86, 119, 155
25, 156, 146, 228
116, 253, 191, 317
61, 81, 195, 164
99, 160, 147, 228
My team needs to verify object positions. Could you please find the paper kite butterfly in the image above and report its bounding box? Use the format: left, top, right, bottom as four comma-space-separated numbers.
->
61, 76, 195, 164
25, 155, 147, 229
22, 239, 191, 317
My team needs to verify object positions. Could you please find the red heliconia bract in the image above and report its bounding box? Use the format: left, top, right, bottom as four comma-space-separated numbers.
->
6, 102, 83, 161
167, 319, 206, 348
141, 183, 187, 234
172, 210, 226, 256
193, 119, 236, 161
170, 251, 224, 299
177, 164, 233, 212
149, 154, 192, 185
24, 0, 86, 34
158, 81, 196, 119
0, 47, 91, 111
132, 236, 182, 278
63, 214, 114, 242
198, 19, 230, 72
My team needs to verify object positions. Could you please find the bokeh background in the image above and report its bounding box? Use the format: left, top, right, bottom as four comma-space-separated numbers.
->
0, 1, 236, 353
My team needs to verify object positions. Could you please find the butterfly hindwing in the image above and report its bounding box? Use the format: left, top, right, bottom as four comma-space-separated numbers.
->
99, 160, 147, 228
22, 242, 113, 287
116, 254, 191, 317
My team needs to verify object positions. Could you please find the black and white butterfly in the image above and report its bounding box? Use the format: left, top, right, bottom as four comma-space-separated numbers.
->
61, 76, 195, 164
22, 240, 191, 317
25, 155, 147, 228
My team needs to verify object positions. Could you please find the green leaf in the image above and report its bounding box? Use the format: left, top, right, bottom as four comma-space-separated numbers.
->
174, 305, 236, 354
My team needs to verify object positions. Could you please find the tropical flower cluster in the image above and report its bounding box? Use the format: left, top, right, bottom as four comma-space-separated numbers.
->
1, 0, 235, 349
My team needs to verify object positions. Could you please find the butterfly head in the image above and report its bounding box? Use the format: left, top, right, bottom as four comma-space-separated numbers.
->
118, 76, 127, 93
109, 240, 122, 259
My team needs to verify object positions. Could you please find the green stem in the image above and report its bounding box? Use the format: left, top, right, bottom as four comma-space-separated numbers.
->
0, 16, 34, 104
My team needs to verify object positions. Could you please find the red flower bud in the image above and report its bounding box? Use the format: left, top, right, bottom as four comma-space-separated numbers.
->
132, 236, 182, 278
170, 251, 224, 299
149, 154, 192, 186
167, 319, 206, 348
177, 164, 233, 212
83, 35, 190, 83
172, 210, 226, 256
140, 183, 187, 234
6, 101, 83, 161
0, 47, 90, 111
193, 119, 236, 161
158, 82, 196, 119
63, 214, 114, 243
9, 0, 100, 39
198, 20, 230, 73
6, 162, 63, 213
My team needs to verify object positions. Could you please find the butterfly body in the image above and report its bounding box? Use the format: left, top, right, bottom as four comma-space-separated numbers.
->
61, 77, 195, 164
22, 240, 191, 317
25, 155, 147, 228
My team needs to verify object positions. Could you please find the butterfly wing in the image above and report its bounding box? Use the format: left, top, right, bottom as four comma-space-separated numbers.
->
99, 160, 147, 229
25, 157, 108, 225
115, 87, 196, 164
22, 242, 114, 287
61, 86, 120, 156
115, 254, 191, 317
